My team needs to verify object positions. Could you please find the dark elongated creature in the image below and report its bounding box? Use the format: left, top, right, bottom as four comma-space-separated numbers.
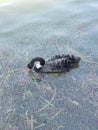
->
27, 54, 80, 73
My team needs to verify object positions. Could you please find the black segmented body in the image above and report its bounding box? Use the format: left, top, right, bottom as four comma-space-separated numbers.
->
27, 54, 81, 73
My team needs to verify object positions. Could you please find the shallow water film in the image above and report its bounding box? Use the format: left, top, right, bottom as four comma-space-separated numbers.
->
0, 0, 98, 130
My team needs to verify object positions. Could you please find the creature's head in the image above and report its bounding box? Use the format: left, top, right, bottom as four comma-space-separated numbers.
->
27, 57, 45, 71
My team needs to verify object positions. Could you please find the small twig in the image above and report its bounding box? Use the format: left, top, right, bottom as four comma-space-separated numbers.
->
35, 89, 56, 113
35, 123, 45, 129
31, 115, 34, 130
0, 71, 11, 87
82, 60, 98, 64
39, 97, 56, 109
51, 109, 64, 120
